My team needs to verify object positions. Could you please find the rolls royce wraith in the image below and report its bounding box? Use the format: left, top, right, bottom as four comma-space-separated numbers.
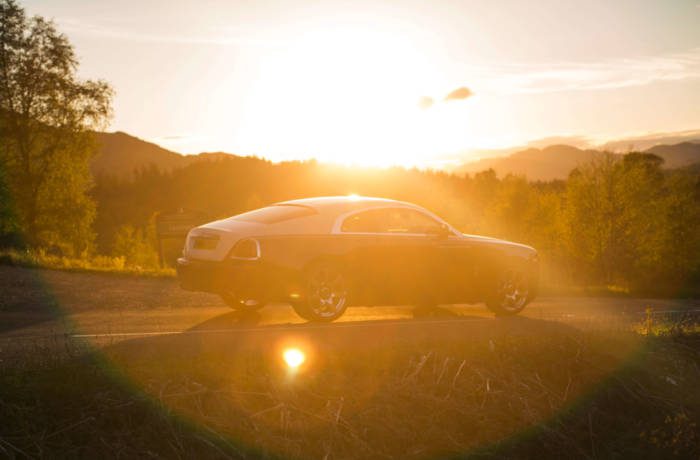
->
177, 196, 539, 321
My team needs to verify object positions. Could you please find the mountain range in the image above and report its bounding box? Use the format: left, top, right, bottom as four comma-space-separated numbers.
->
455, 142, 700, 180
92, 131, 700, 181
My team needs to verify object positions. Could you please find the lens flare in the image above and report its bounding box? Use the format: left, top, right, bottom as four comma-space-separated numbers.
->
283, 348, 305, 368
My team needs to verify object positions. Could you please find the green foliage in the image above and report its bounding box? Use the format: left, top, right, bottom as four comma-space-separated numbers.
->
0, 247, 174, 276
0, 0, 112, 255
565, 153, 700, 291
112, 223, 160, 270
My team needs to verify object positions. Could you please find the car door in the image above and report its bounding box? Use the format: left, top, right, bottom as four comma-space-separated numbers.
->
367, 208, 445, 304
377, 208, 479, 304
393, 208, 480, 304
433, 233, 479, 302
335, 209, 385, 304
337, 206, 474, 305
336, 207, 431, 304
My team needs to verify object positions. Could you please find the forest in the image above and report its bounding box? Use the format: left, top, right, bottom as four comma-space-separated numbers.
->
89, 151, 700, 295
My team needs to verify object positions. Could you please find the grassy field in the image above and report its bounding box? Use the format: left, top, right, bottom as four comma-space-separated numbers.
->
0, 249, 175, 277
1, 319, 699, 458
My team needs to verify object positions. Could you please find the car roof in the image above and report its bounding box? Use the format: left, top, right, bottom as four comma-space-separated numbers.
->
200, 195, 457, 237
277, 196, 420, 215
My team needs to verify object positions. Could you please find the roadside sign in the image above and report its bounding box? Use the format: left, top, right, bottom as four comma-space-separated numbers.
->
155, 209, 209, 266
156, 210, 208, 238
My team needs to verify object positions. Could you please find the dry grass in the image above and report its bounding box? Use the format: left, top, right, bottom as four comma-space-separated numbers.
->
1, 325, 699, 459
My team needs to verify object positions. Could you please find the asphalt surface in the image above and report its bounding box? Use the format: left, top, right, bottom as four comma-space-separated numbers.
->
1, 265, 699, 347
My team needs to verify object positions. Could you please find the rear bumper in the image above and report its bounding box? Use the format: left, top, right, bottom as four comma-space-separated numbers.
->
176, 257, 227, 293
176, 257, 293, 300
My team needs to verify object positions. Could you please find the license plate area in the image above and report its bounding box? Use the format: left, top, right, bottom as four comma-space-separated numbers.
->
192, 236, 219, 250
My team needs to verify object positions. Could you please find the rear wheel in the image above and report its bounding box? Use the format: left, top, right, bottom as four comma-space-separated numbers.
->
220, 294, 265, 313
486, 269, 530, 316
292, 263, 349, 322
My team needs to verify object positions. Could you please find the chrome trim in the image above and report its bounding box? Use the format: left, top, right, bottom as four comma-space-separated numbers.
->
229, 238, 261, 261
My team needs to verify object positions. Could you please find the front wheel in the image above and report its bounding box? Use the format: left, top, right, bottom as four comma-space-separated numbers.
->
486, 269, 531, 316
291, 263, 349, 322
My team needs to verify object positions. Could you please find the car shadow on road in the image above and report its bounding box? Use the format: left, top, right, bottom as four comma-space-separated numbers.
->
187, 309, 264, 331
182, 304, 567, 339
100, 311, 586, 375
187, 304, 472, 333
412, 305, 460, 319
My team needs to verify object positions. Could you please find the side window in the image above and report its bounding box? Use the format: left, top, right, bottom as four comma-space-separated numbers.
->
341, 208, 444, 234
403, 209, 444, 234
341, 209, 384, 233
385, 209, 443, 234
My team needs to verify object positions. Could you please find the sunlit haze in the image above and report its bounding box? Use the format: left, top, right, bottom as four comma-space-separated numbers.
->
23, 0, 700, 167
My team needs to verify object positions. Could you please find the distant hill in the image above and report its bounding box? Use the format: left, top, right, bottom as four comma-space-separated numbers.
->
457, 145, 605, 180
645, 142, 700, 169
92, 132, 187, 178
457, 142, 700, 180
91, 132, 247, 179
92, 130, 700, 181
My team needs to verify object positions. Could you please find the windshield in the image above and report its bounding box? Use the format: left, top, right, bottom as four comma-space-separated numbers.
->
232, 204, 316, 224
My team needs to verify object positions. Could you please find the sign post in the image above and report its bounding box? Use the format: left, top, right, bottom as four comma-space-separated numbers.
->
155, 209, 209, 267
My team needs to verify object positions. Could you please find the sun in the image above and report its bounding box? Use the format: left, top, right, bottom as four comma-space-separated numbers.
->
232, 21, 496, 168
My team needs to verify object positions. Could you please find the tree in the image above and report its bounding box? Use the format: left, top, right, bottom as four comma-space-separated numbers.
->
0, 0, 112, 254
565, 153, 624, 285
0, 159, 19, 246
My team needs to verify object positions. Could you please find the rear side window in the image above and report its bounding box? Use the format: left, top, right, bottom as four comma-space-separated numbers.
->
233, 204, 316, 224
341, 209, 385, 233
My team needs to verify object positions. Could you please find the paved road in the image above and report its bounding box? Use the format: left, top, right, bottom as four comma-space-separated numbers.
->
1, 265, 699, 344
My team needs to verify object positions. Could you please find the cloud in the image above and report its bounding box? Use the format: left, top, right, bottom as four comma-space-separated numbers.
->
467, 47, 700, 94
526, 135, 592, 149
444, 87, 473, 101
417, 96, 434, 109
419, 87, 473, 109
56, 17, 281, 48
599, 129, 700, 151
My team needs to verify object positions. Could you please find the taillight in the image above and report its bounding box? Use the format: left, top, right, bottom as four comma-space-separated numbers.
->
229, 238, 260, 260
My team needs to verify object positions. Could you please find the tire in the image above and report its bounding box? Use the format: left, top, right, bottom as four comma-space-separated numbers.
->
486, 269, 531, 316
220, 294, 265, 313
292, 262, 349, 322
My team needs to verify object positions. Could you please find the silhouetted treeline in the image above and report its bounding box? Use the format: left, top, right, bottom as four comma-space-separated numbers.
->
92, 152, 700, 294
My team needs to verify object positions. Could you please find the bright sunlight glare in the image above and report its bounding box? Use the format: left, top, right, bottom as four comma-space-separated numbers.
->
232, 21, 505, 168
283, 348, 306, 369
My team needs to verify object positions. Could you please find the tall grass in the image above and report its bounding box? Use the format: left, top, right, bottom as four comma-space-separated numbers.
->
0, 248, 175, 277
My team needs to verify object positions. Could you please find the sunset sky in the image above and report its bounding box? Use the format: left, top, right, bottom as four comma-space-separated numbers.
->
23, 0, 700, 167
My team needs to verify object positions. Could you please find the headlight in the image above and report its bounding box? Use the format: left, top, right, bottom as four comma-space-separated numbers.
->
229, 238, 261, 260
